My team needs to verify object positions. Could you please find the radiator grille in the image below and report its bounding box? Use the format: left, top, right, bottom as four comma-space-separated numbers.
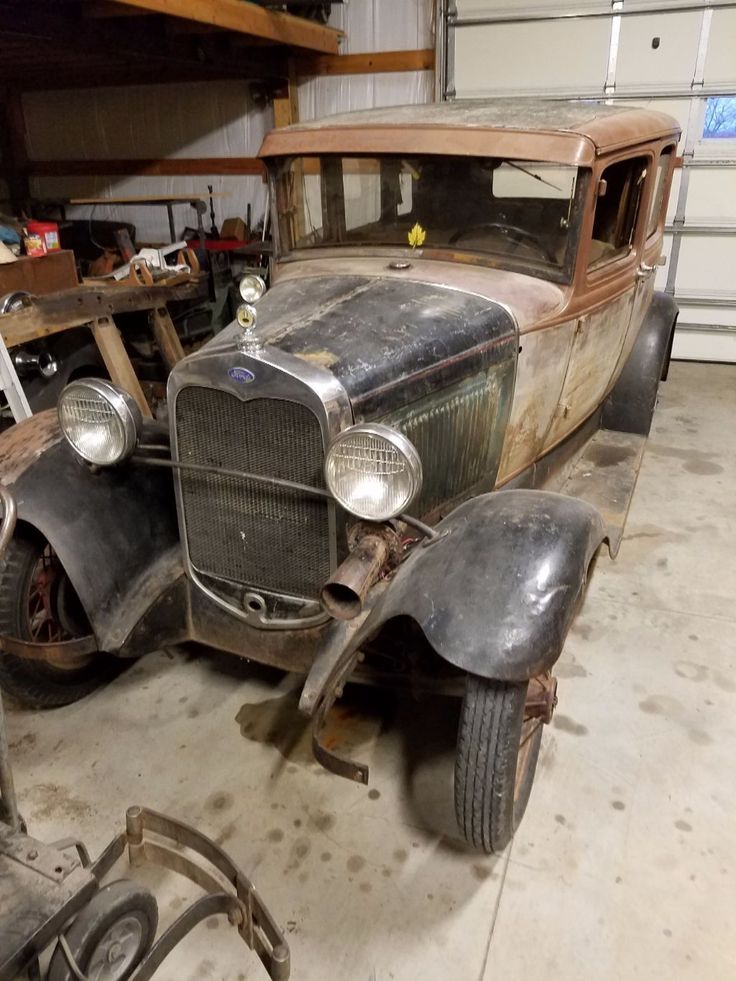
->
175, 387, 331, 599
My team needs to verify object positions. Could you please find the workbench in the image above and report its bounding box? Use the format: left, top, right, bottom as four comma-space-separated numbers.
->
0, 280, 206, 418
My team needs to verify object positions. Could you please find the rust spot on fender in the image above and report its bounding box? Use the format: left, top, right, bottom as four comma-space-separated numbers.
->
0, 410, 61, 486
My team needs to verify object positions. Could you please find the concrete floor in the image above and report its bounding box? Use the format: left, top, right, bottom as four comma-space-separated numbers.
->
7, 360, 736, 981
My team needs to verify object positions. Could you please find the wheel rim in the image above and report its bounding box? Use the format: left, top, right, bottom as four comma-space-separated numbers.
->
86, 915, 144, 981
513, 672, 554, 808
26, 544, 74, 643
514, 717, 543, 805
21, 541, 93, 671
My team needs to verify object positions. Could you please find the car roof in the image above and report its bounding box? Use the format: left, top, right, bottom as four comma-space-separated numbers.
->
259, 99, 680, 167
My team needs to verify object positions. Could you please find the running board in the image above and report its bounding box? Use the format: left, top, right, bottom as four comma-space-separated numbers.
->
560, 429, 647, 558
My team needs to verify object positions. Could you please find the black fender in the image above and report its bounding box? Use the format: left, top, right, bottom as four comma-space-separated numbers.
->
0, 411, 181, 652
353, 490, 605, 682
21, 327, 106, 412
603, 290, 678, 436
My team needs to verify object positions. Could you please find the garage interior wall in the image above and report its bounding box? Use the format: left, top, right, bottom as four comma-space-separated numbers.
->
22, 0, 432, 245
443, 0, 736, 363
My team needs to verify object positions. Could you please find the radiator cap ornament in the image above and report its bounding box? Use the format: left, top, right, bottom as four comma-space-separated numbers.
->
236, 301, 262, 354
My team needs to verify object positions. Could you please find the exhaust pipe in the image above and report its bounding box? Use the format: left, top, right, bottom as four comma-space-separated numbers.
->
320, 531, 392, 621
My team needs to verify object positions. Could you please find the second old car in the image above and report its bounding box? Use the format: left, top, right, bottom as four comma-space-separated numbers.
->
0, 101, 680, 853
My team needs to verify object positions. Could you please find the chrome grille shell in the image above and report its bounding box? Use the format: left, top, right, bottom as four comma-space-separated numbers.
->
168, 339, 352, 629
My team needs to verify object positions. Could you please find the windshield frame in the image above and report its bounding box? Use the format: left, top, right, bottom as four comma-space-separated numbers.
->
268, 154, 589, 286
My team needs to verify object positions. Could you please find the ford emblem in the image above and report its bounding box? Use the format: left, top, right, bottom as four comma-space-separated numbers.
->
228, 367, 255, 384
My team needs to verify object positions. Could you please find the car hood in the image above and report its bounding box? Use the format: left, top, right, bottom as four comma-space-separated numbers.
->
208, 273, 519, 419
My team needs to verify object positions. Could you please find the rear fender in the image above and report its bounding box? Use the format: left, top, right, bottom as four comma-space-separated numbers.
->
353, 490, 606, 682
603, 291, 679, 436
0, 411, 181, 651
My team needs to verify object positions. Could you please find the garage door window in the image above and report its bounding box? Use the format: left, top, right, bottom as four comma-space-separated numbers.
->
589, 156, 648, 270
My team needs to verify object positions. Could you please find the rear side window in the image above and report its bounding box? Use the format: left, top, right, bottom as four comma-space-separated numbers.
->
589, 156, 648, 269
646, 147, 673, 238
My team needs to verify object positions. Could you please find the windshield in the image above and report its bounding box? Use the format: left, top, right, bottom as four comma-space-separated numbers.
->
273, 154, 582, 281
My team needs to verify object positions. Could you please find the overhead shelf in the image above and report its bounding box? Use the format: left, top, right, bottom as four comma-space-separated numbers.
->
0, 0, 341, 90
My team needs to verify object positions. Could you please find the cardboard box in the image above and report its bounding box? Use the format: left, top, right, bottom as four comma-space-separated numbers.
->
220, 217, 247, 241
0, 250, 79, 295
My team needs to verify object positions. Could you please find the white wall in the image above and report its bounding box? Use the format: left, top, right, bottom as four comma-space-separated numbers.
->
23, 0, 434, 244
25, 81, 272, 245
299, 0, 433, 121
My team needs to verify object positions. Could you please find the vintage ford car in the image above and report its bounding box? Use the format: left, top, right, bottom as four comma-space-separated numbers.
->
0, 101, 679, 853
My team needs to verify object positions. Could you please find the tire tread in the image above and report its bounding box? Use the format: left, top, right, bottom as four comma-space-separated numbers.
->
455, 675, 538, 853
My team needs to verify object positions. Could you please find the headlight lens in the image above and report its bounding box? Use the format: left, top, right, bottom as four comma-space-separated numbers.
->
58, 379, 142, 466
239, 274, 266, 303
325, 424, 422, 521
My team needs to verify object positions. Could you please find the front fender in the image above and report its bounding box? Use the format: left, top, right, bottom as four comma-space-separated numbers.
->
355, 490, 605, 682
0, 411, 181, 651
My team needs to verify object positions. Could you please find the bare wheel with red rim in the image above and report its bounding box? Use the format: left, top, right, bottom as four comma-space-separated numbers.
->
454, 672, 555, 854
0, 526, 112, 707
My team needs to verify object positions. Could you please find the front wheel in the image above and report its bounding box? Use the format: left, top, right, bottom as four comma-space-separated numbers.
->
0, 527, 114, 707
454, 675, 547, 854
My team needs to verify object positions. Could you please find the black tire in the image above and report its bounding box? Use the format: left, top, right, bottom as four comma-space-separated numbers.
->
455, 675, 543, 854
0, 527, 113, 708
48, 879, 158, 981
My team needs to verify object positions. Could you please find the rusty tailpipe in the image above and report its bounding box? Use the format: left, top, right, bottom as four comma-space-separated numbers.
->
321, 531, 392, 621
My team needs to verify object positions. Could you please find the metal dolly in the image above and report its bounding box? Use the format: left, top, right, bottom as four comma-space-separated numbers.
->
0, 486, 290, 981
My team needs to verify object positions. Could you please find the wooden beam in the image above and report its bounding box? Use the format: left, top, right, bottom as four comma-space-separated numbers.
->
90, 316, 153, 417
150, 306, 186, 371
0, 282, 204, 347
83, 1, 155, 16
105, 0, 341, 53
272, 58, 299, 129
27, 158, 265, 177
0, 3, 289, 83
296, 48, 435, 78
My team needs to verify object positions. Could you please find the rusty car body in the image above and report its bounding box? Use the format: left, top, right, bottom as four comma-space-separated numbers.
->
0, 101, 680, 853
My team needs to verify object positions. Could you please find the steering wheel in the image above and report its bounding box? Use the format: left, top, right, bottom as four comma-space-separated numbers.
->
449, 221, 557, 264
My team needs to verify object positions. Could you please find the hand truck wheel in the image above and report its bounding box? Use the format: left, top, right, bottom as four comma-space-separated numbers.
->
47, 879, 158, 981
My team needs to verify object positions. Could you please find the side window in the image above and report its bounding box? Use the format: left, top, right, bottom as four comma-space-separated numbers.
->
589, 156, 648, 270
646, 147, 673, 238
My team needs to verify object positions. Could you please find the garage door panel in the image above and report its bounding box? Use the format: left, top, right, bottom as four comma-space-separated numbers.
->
455, 0, 610, 14
615, 12, 702, 92
675, 304, 736, 329
672, 328, 736, 362
453, 20, 610, 97
675, 236, 736, 293
704, 9, 736, 86
685, 168, 736, 221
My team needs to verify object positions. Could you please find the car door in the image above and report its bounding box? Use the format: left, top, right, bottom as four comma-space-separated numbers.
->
543, 152, 650, 449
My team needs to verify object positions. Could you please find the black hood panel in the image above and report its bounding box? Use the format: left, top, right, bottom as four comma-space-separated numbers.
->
254, 275, 518, 418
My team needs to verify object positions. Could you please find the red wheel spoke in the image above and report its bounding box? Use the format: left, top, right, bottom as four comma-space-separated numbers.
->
25, 548, 75, 647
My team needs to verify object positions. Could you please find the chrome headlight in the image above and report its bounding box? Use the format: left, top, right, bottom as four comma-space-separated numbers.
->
239, 274, 266, 303
58, 379, 142, 466
325, 424, 422, 521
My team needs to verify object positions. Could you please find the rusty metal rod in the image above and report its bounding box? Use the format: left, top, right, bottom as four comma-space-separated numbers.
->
320, 533, 390, 621
133, 454, 440, 539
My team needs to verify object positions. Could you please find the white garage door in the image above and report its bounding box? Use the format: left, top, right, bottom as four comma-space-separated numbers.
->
436, 0, 736, 362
